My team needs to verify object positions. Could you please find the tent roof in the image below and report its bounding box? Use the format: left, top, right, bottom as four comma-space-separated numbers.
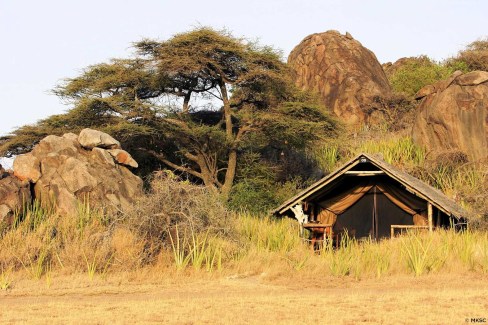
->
273, 153, 467, 219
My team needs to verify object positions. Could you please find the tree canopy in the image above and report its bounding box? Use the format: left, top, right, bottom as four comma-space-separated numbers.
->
1, 27, 339, 200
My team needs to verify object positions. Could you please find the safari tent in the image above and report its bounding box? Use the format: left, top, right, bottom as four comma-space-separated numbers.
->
274, 153, 467, 241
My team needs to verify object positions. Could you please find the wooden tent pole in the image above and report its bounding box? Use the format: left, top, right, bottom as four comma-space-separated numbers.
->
427, 203, 433, 232
374, 186, 378, 240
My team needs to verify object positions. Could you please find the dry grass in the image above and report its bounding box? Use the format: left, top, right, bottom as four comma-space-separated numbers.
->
2, 198, 488, 281
1, 176, 488, 323
0, 272, 487, 324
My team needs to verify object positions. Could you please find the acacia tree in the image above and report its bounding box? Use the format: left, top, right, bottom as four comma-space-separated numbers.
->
2, 28, 338, 199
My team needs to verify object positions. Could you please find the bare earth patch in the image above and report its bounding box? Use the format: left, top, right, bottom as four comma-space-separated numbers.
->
0, 273, 487, 324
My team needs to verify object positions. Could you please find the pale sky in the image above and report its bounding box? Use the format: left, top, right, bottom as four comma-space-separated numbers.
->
0, 0, 486, 136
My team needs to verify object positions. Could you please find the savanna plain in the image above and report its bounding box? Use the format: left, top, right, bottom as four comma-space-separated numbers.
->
1, 183, 488, 325
1, 271, 488, 324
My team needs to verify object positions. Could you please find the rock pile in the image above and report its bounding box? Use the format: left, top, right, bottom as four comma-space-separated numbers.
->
0, 164, 31, 223
288, 30, 391, 124
412, 71, 488, 161
0, 128, 143, 221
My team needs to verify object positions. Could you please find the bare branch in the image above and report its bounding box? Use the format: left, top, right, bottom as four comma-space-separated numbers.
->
205, 89, 223, 101
182, 151, 199, 163
140, 148, 203, 179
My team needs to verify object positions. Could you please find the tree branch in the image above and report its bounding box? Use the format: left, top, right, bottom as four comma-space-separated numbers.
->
205, 89, 223, 101
182, 151, 199, 163
140, 148, 203, 179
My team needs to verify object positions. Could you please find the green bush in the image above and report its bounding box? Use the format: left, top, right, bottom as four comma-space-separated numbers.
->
227, 152, 307, 214
228, 173, 304, 214
388, 56, 458, 97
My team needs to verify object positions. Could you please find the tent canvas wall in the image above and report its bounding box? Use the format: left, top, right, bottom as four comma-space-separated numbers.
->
274, 153, 467, 240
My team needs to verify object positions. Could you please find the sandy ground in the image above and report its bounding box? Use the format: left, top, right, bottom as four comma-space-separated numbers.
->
0, 273, 487, 324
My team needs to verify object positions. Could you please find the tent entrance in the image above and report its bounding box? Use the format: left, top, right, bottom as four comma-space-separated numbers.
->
332, 185, 415, 240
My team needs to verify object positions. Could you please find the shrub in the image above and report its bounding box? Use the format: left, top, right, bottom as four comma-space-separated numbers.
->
388, 56, 458, 97
124, 171, 230, 246
412, 155, 488, 220
228, 152, 309, 214
365, 94, 416, 132
446, 38, 488, 72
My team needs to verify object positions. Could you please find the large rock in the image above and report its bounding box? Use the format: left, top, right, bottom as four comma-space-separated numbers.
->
0, 173, 31, 223
12, 129, 142, 216
13, 153, 41, 182
108, 149, 138, 168
78, 128, 121, 149
412, 71, 488, 161
288, 30, 391, 124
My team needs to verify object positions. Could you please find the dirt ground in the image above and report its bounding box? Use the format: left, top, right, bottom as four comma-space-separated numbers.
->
1, 273, 487, 324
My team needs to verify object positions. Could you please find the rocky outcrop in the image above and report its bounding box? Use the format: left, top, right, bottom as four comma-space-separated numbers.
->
288, 30, 391, 124
7, 129, 143, 216
0, 166, 31, 223
412, 71, 488, 161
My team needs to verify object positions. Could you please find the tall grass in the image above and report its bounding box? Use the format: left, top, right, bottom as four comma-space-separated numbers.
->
417, 162, 487, 218
0, 267, 12, 290
235, 213, 302, 253
456, 230, 477, 270
310, 145, 339, 173
400, 232, 446, 276
355, 238, 391, 278
11, 199, 55, 233
169, 225, 191, 271
425, 164, 486, 194
233, 221, 488, 279
169, 225, 223, 272
0, 176, 487, 283
308, 137, 426, 175
476, 233, 488, 273
358, 137, 426, 167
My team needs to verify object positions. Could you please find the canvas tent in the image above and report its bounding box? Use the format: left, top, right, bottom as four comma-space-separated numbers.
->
274, 153, 467, 240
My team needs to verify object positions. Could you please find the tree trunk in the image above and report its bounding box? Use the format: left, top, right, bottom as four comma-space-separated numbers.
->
220, 83, 233, 139
221, 149, 237, 200
219, 82, 237, 201
196, 153, 219, 193
182, 92, 191, 113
